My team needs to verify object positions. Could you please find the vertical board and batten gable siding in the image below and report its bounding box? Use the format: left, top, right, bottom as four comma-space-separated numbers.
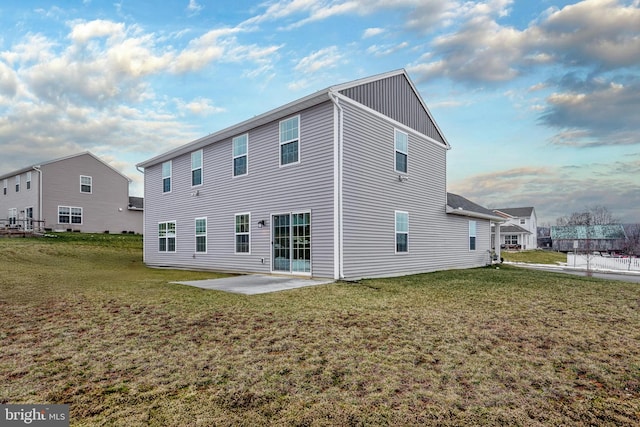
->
42, 154, 139, 233
339, 100, 489, 279
339, 74, 446, 145
143, 101, 336, 278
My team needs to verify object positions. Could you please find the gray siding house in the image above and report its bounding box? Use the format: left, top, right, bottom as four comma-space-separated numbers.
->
0, 152, 142, 234
138, 69, 503, 280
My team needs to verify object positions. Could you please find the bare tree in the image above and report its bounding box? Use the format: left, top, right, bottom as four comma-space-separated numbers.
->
556, 205, 619, 226
623, 224, 640, 256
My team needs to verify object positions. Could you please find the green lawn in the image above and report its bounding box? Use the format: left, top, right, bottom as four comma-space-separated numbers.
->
1, 235, 639, 426
501, 249, 567, 265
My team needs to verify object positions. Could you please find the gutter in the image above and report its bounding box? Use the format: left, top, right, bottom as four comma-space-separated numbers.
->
446, 206, 505, 222
328, 90, 344, 280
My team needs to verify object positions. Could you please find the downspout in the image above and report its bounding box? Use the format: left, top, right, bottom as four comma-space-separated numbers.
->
32, 166, 42, 231
135, 165, 145, 264
328, 90, 344, 280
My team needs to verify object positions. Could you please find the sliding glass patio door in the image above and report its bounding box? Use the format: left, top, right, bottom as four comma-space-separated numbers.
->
272, 212, 311, 274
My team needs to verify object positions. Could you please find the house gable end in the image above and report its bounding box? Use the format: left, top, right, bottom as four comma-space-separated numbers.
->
338, 72, 447, 146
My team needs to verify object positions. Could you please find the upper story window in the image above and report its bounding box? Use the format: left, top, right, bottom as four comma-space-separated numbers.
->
395, 129, 408, 173
233, 134, 248, 177
191, 150, 203, 186
395, 211, 408, 253
520, 218, 526, 225
26, 172, 32, 190
15, 175, 20, 193
280, 116, 300, 166
162, 161, 172, 193
2, 179, 6, 195
80, 175, 92, 193
469, 220, 477, 251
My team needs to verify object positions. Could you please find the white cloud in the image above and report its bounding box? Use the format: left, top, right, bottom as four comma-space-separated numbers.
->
187, 0, 203, 14
363, 27, 385, 38
69, 19, 125, 44
294, 46, 342, 74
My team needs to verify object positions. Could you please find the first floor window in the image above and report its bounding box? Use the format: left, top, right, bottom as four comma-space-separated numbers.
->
505, 235, 518, 245
235, 213, 250, 253
280, 116, 299, 166
469, 220, 477, 251
395, 211, 408, 253
159, 221, 176, 252
80, 175, 92, 193
58, 206, 82, 224
195, 218, 207, 253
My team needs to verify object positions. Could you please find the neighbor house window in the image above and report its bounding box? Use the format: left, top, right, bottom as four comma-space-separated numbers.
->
520, 218, 526, 225
395, 211, 408, 253
3, 179, 6, 195
395, 129, 408, 173
26, 172, 32, 190
235, 213, 250, 253
80, 175, 92, 193
191, 150, 203, 186
162, 161, 172, 193
8, 208, 17, 225
195, 217, 207, 253
158, 221, 176, 252
469, 220, 477, 251
15, 175, 20, 192
233, 134, 248, 177
505, 235, 518, 245
58, 206, 82, 224
280, 116, 299, 166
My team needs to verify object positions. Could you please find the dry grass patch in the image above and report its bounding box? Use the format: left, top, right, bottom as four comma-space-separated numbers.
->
1, 236, 640, 425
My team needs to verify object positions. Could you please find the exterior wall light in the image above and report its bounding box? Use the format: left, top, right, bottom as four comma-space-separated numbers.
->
257, 220, 266, 229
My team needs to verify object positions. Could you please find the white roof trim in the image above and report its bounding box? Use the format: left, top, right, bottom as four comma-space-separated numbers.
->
446, 206, 505, 222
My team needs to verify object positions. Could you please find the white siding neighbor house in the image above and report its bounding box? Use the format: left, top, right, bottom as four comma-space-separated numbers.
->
137, 69, 503, 280
493, 207, 538, 250
0, 152, 142, 234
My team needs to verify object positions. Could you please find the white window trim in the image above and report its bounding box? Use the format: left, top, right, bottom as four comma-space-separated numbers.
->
395, 210, 409, 254
279, 115, 300, 167
394, 129, 408, 174
15, 175, 20, 192
58, 206, 83, 225
158, 220, 177, 253
3, 179, 6, 195
232, 134, 249, 177
191, 150, 203, 187
162, 161, 172, 194
8, 208, 17, 225
235, 212, 251, 254
195, 217, 207, 254
26, 172, 32, 190
469, 220, 477, 251
80, 175, 92, 194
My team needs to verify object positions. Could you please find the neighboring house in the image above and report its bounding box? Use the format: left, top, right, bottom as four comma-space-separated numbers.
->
137, 69, 504, 280
0, 152, 143, 234
551, 225, 627, 253
492, 207, 538, 250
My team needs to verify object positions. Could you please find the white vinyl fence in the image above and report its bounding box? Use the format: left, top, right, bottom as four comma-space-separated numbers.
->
567, 254, 640, 272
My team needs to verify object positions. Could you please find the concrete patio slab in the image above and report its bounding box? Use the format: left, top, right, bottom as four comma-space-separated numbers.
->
172, 274, 335, 295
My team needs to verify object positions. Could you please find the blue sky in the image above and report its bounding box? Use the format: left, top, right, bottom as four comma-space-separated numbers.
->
0, 0, 638, 224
